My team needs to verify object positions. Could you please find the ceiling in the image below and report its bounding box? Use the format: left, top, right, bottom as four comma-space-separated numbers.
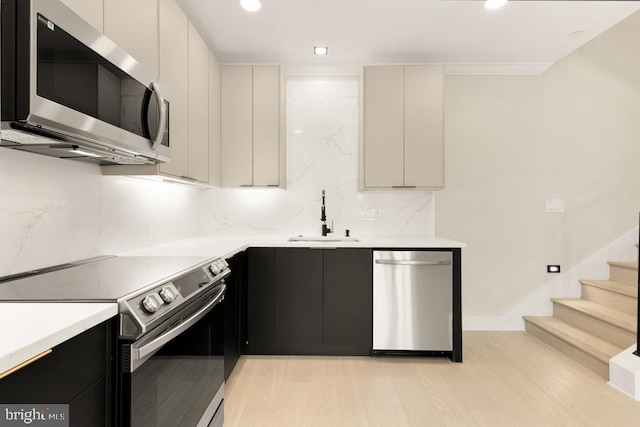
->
177, 0, 640, 74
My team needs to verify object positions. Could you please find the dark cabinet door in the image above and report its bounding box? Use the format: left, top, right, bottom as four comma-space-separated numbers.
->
0, 320, 114, 427
245, 247, 276, 354
274, 248, 323, 354
224, 250, 246, 380
323, 248, 373, 355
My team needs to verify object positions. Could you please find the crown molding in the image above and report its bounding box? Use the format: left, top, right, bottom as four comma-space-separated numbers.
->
445, 63, 553, 76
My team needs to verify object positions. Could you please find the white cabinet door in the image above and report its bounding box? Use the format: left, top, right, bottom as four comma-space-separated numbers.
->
221, 66, 253, 187
104, 0, 158, 78
60, 0, 103, 32
158, 0, 189, 179
220, 65, 282, 187
208, 52, 221, 187
363, 66, 404, 188
362, 65, 444, 189
253, 66, 280, 186
404, 66, 444, 188
188, 23, 209, 183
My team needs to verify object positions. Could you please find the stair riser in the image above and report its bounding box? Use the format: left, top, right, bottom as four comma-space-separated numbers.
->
609, 265, 638, 286
524, 321, 609, 378
553, 303, 636, 349
581, 285, 638, 316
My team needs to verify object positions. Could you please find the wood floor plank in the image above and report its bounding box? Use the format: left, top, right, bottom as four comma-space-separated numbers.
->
225, 332, 640, 427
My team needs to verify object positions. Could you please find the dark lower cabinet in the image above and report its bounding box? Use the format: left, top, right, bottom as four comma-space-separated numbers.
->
323, 248, 373, 355
224, 250, 246, 381
244, 247, 373, 356
245, 247, 276, 354
0, 319, 114, 427
68, 377, 108, 426
274, 248, 324, 354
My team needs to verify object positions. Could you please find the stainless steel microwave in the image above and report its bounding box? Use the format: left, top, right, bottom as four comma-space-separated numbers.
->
0, 0, 170, 165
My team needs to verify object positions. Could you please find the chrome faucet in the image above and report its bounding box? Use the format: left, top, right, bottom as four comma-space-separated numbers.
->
321, 189, 333, 236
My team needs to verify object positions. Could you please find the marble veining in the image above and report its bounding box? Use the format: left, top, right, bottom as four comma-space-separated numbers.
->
0, 148, 200, 277
1, 79, 435, 277
200, 78, 435, 238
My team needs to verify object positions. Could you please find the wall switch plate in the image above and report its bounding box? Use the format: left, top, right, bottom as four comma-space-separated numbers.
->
546, 199, 565, 213
547, 265, 561, 273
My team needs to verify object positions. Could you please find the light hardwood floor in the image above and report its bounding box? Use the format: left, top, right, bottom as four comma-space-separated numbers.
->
225, 332, 640, 427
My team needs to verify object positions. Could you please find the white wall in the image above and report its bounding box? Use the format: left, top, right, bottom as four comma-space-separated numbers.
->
0, 149, 200, 276
4, 10, 639, 331
200, 78, 436, 237
437, 10, 640, 328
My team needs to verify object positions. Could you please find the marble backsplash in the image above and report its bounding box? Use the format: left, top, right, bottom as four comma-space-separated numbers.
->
0, 78, 435, 276
0, 149, 200, 276
200, 78, 435, 238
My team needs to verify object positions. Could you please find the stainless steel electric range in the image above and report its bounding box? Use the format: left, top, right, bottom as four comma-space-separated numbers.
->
0, 255, 229, 427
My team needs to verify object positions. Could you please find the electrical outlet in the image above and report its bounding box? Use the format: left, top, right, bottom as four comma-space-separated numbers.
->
360, 209, 381, 221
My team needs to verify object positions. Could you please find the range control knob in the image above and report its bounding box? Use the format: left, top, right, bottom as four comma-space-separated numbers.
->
209, 263, 220, 275
141, 293, 163, 314
159, 286, 177, 303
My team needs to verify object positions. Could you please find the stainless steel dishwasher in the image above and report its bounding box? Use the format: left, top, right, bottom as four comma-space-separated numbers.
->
373, 250, 453, 354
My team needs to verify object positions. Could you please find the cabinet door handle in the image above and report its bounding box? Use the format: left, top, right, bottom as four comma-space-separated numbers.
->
0, 349, 52, 380
375, 259, 451, 266
391, 186, 417, 189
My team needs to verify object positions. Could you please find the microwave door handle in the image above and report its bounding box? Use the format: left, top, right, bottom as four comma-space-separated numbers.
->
133, 284, 226, 363
150, 82, 167, 150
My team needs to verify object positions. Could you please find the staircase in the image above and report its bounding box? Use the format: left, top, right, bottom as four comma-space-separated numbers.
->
523, 260, 638, 379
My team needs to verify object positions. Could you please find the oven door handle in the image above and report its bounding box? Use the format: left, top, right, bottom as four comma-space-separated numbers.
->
135, 284, 226, 361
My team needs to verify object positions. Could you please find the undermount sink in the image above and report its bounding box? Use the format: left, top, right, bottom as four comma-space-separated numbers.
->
287, 235, 360, 242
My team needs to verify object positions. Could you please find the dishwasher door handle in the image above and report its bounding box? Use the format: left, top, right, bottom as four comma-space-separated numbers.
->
375, 259, 451, 266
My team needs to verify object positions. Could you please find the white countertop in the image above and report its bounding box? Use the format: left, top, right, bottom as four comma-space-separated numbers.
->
0, 303, 117, 375
120, 234, 466, 258
1, 233, 464, 377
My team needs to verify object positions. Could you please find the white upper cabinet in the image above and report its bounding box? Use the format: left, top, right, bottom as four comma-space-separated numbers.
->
60, 0, 104, 32
158, 0, 189, 179
221, 66, 253, 187
101, 0, 221, 187
362, 65, 444, 189
187, 22, 210, 183
104, 0, 158, 78
363, 66, 405, 188
220, 65, 283, 188
252, 66, 281, 186
404, 66, 444, 188
208, 52, 222, 187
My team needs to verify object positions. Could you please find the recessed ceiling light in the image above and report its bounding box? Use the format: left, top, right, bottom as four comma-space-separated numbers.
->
240, 0, 261, 12
484, 0, 507, 10
314, 46, 328, 56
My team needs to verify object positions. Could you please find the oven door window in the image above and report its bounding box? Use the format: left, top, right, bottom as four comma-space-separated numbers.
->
126, 302, 224, 427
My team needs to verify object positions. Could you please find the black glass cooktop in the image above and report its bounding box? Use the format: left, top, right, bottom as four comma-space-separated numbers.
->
0, 256, 212, 302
